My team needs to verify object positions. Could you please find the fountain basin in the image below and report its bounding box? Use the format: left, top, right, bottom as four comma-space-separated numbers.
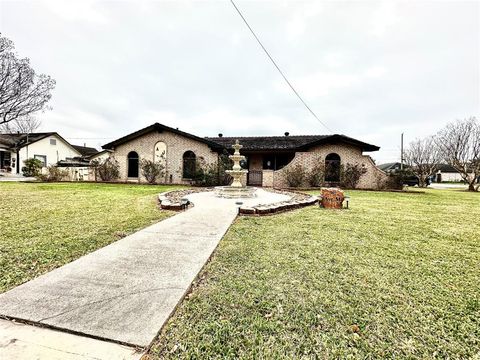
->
214, 186, 257, 199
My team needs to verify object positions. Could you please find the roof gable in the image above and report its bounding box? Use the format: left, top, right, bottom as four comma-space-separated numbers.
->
102, 123, 224, 151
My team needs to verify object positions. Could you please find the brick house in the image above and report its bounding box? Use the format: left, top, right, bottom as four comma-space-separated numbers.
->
102, 122, 387, 188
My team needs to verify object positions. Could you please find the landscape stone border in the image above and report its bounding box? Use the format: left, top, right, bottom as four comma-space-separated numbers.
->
238, 195, 318, 216
238, 188, 318, 216
158, 188, 213, 211
158, 187, 318, 215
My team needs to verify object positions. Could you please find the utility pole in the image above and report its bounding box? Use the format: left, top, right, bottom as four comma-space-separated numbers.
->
400, 133, 404, 170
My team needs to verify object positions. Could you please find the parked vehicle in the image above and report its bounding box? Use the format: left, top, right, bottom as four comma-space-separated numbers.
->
403, 175, 431, 187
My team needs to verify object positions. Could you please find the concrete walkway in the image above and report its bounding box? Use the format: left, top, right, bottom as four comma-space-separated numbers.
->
0, 189, 290, 357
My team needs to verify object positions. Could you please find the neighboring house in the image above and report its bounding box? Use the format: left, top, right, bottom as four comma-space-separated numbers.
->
377, 162, 472, 183
378, 162, 402, 173
102, 122, 387, 189
435, 164, 470, 183
0, 132, 83, 175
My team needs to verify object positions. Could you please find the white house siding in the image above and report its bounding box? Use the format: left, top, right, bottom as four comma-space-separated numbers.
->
16, 136, 81, 174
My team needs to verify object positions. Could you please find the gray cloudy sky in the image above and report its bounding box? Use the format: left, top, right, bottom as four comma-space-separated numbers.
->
1, 0, 478, 163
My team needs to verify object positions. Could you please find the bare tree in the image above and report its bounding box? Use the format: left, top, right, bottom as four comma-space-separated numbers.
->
437, 117, 480, 191
404, 136, 442, 187
0, 115, 41, 133
0, 33, 55, 125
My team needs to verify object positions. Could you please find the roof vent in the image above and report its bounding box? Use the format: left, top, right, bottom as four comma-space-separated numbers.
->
218, 133, 223, 137
284, 132, 290, 136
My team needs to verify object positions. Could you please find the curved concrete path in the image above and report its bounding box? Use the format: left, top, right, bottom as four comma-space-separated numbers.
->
0, 188, 290, 357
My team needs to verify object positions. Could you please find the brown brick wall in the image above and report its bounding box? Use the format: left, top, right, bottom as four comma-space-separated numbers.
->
111, 130, 219, 184
271, 144, 387, 189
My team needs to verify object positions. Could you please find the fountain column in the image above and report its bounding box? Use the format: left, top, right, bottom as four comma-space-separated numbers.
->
214, 139, 257, 198
227, 140, 247, 187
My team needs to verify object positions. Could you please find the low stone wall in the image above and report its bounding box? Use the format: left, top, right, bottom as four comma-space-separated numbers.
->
158, 188, 212, 211
239, 195, 318, 216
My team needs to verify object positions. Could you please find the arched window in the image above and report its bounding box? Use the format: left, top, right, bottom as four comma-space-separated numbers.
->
325, 153, 341, 182
127, 151, 139, 178
182, 151, 196, 179
154, 142, 167, 163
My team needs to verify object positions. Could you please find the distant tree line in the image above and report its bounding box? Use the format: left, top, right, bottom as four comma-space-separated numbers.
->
405, 117, 480, 191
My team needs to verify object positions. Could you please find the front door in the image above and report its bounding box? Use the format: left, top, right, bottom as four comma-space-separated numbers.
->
248, 170, 263, 186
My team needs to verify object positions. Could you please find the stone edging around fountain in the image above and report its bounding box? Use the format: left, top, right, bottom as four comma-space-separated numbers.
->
158, 187, 319, 215
158, 188, 213, 211
238, 192, 318, 216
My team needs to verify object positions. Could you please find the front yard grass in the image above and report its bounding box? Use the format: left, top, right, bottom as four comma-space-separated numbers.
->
0, 182, 182, 293
150, 189, 480, 359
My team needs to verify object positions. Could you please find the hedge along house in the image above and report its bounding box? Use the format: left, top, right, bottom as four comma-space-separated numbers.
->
101, 123, 224, 184
207, 134, 387, 188
102, 122, 387, 189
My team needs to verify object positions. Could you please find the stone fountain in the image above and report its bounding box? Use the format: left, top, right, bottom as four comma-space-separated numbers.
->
215, 140, 257, 198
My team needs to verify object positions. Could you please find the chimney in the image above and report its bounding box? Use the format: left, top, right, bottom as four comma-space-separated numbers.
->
218, 133, 223, 137
284, 132, 290, 136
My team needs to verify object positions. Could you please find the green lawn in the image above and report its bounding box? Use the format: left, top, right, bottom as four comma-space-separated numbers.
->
149, 189, 480, 359
0, 182, 182, 293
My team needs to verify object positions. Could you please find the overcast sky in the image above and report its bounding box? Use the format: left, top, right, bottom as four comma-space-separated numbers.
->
1, 0, 478, 163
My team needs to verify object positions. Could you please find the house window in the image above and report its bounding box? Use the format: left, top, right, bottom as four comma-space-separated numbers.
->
325, 153, 341, 182
127, 151, 139, 178
50, 138, 57, 145
34, 155, 47, 167
182, 151, 196, 179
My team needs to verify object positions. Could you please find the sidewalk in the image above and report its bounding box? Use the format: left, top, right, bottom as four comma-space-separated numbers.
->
0, 189, 290, 357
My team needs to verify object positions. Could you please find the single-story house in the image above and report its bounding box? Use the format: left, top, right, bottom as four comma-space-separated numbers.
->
435, 164, 472, 183
102, 123, 387, 189
377, 162, 475, 183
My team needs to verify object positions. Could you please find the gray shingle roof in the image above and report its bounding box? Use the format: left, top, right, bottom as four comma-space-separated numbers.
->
72, 145, 99, 157
206, 134, 380, 152
0, 132, 57, 149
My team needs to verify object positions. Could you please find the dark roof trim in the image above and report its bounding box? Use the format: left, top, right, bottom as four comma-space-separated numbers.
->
72, 144, 99, 157
0, 132, 83, 155
295, 134, 380, 152
207, 134, 380, 152
102, 123, 224, 151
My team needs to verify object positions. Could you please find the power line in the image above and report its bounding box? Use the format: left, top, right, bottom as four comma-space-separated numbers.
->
229, 0, 332, 133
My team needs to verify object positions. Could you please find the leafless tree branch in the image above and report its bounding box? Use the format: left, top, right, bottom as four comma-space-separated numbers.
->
0, 33, 55, 125
436, 117, 480, 191
0, 115, 41, 133
405, 136, 442, 187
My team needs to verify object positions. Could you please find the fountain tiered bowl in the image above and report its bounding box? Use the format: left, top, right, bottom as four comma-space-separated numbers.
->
214, 140, 257, 199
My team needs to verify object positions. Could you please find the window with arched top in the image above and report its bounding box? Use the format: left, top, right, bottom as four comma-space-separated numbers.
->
127, 151, 139, 178
182, 151, 196, 179
154, 142, 167, 163
325, 153, 341, 182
